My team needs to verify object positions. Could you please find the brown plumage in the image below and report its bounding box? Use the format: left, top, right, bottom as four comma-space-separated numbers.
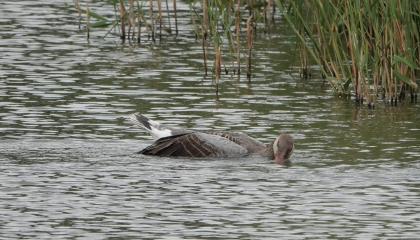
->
140, 133, 218, 157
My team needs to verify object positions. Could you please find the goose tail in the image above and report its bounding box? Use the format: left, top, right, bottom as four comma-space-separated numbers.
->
128, 113, 172, 139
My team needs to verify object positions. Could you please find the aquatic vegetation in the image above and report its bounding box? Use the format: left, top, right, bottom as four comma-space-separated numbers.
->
72, 1, 274, 84
278, 0, 419, 106
71, 0, 418, 105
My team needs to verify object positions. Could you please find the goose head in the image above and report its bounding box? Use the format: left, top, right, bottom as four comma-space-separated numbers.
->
272, 133, 294, 165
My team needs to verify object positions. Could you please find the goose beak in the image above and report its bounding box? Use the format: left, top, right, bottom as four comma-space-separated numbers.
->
274, 151, 287, 165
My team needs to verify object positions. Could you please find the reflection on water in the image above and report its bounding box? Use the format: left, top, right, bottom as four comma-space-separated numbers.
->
1, 1, 420, 239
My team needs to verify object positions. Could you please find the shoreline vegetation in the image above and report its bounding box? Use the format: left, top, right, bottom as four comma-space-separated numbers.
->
72, 0, 419, 107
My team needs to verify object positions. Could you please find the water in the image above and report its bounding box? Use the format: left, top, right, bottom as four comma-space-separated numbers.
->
1, 1, 420, 239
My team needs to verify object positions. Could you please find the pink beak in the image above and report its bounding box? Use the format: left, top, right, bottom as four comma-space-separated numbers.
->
274, 151, 286, 165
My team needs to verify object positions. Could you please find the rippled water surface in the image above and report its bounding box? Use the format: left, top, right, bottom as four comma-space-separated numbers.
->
1, 1, 420, 239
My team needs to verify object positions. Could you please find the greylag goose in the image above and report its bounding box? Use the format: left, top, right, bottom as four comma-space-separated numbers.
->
129, 113, 294, 165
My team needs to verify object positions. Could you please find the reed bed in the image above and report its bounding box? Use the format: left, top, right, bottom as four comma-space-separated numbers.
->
73, 0, 276, 88
74, 0, 176, 43
279, 0, 419, 106
191, 0, 274, 83
71, 1, 420, 106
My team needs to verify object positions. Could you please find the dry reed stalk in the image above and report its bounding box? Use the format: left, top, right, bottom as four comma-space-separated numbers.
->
299, 43, 309, 78
165, 0, 171, 33
246, 15, 254, 80
157, 0, 162, 39
202, 0, 209, 76
86, 5, 90, 39
149, 0, 155, 42
119, 0, 127, 40
235, 0, 241, 75
75, 0, 81, 30
235, 0, 241, 76
173, 0, 178, 35
215, 46, 222, 95
128, 0, 135, 40
271, 0, 276, 22
268, 0, 273, 22
347, 32, 360, 101
136, 0, 142, 43
247, 0, 254, 16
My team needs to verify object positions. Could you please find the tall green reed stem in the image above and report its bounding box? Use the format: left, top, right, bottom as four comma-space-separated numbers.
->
279, 0, 419, 105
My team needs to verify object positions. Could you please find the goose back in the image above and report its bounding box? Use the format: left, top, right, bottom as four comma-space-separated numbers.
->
207, 131, 266, 153
139, 132, 248, 158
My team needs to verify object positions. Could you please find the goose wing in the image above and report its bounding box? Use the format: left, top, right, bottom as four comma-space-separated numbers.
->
139, 132, 248, 158
207, 131, 266, 153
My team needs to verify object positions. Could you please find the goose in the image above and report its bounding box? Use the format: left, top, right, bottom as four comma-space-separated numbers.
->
129, 113, 294, 165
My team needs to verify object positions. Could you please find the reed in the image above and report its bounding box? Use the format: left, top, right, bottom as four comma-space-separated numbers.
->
86, 5, 90, 39
128, 0, 135, 40
207, 0, 224, 85
74, 1, 282, 92
235, 0, 241, 75
74, 1, 418, 102
75, 0, 81, 29
198, 1, 245, 80
173, 0, 178, 35
157, 0, 162, 40
279, 0, 419, 105
165, 0, 171, 33
119, 0, 126, 40
246, 15, 254, 80
136, 0, 142, 43
215, 46, 222, 96
149, 0, 155, 42
266, 0, 274, 25
202, 0, 209, 76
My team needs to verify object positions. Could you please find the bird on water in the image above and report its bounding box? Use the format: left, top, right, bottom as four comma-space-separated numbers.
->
129, 113, 294, 165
